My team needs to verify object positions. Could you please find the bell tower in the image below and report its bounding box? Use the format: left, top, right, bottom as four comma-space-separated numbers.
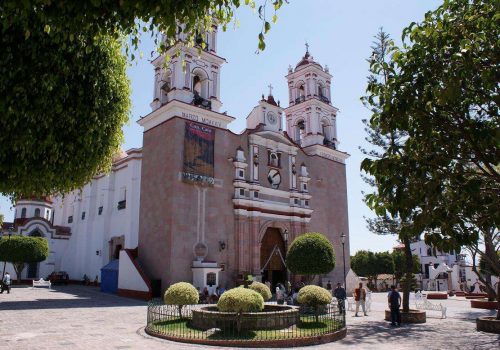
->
246, 84, 284, 132
150, 25, 225, 113
284, 45, 339, 149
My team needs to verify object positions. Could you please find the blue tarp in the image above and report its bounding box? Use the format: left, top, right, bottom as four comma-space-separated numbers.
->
100, 259, 119, 294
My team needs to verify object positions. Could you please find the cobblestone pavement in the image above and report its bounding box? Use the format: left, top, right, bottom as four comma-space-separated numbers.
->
0, 285, 498, 349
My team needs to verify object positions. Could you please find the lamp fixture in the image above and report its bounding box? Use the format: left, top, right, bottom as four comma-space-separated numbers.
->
219, 240, 226, 251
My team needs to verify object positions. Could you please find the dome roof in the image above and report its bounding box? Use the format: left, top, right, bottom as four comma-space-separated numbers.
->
266, 94, 278, 106
17, 195, 53, 203
295, 50, 322, 70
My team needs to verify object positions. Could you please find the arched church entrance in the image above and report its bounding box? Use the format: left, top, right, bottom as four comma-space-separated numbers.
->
260, 228, 286, 292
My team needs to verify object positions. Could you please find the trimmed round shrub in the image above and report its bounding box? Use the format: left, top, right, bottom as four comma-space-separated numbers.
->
298, 285, 332, 322
164, 282, 199, 318
286, 232, 335, 276
242, 281, 272, 301
217, 287, 264, 313
297, 285, 332, 306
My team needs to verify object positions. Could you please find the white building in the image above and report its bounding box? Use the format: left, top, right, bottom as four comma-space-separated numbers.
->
1, 149, 142, 282
394, 240, 495, 292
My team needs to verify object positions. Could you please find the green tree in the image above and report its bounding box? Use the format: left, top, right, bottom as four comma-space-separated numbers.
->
361, 0, 499, 318
0, 1, 286, 198
376, 251, 395, 285
285, 233, 335, 283
351, 250, 376, 279
392, 249, 421, 285
351, 250, 394, 290
0, 236, 49, 283
0, 16, 130, 198
1, 1, 285, 54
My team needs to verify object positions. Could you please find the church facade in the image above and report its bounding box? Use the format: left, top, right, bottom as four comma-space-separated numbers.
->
1, 28, 350, 298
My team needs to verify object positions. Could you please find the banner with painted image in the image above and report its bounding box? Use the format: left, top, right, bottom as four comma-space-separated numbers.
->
183, 121, 215, 184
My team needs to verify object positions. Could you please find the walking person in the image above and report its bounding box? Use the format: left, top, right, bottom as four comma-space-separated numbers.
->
388, 285, 401, 326
333, 282, 346, 314
1, 272, 11, 294
354, 282, 368, 316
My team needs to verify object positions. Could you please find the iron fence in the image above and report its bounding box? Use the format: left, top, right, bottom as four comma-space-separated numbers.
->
146, 299, 345, 342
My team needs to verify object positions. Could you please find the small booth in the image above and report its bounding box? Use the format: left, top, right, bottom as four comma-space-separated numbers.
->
101, 260, 119, 294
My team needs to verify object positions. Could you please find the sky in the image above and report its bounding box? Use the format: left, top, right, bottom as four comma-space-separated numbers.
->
0, 0, 443, 255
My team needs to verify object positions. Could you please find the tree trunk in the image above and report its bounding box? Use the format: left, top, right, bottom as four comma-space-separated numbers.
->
178, 305, 183, 319
402, 237, 413, 312
13, 262, 24, 283
497, 280, 500, 320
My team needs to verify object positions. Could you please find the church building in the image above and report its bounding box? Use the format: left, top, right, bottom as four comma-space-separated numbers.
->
1, 28, 350, 299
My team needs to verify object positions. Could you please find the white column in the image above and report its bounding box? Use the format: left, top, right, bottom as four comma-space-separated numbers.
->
185, 61, 191, 88
212, 71, 218, 98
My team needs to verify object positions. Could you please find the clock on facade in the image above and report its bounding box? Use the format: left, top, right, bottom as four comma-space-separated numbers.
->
267, 112, 277, 125
267, 169, 281, 189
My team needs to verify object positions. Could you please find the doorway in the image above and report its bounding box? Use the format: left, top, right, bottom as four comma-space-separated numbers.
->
27, 262, 38, 279
260, 228, 286, 292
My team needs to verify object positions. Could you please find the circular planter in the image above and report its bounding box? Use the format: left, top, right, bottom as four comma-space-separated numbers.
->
385, 309, 426, 324
146, 326, 347, 347
426, 293, 448, 300
191, 305, 300, 331
471, 299, 498, 310
465, 295, 486, 300
476, 316, 500, 334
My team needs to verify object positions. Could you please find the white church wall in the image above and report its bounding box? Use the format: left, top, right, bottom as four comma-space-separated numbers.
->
117, 250, 149, 292
51, 151, 142, 282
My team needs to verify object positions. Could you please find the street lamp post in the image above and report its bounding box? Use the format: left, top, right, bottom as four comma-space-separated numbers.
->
341, 232, 346, 288
283, 229, 289, 284
1, 226, 14, 278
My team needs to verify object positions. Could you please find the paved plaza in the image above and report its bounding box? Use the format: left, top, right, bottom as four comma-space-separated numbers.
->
0, 285, 498, 350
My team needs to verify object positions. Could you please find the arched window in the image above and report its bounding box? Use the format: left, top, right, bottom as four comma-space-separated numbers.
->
296, 120, 306, 143
193, 75, 202, 95
318, 83, 324, 97
298, 85, 305, 97
21, 208, 27, 218
34, 208, 40, 217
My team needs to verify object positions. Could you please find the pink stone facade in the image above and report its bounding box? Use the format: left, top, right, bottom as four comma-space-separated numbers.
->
138, 116, 350, 292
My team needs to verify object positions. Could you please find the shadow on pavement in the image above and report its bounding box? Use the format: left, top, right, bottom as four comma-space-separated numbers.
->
340, 320, 438, 346
453, 309, 497, 321
0, 285, 146, 310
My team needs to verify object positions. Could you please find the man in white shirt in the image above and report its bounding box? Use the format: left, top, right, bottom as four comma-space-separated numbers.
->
1, 272, 11, 294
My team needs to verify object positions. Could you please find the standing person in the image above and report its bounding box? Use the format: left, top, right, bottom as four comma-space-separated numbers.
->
276, 285, 284, 305
333, 282, 346, 314
1, 272, 11, 294
388, 285, 401, 326
354, 282, 368, 316
326, 280, 333, 294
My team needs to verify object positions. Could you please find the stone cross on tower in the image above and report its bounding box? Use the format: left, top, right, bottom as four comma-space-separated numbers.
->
268, 83, 273, 96
305, 41, 309, 54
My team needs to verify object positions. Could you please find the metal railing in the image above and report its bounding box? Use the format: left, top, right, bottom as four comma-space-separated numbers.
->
146, 299, 345, 342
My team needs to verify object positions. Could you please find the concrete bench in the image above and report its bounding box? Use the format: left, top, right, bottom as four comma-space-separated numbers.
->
32, 278, 51, 289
